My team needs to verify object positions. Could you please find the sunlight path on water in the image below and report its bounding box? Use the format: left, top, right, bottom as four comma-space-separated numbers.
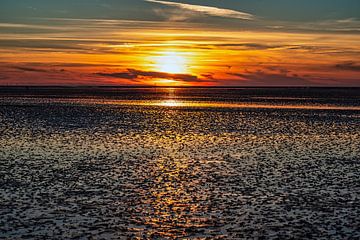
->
2, 97, 360, 111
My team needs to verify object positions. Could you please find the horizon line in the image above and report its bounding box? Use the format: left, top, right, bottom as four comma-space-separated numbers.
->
0, 85, 359, 89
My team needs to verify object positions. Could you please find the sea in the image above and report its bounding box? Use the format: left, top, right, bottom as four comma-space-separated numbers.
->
0, 87, 359, 239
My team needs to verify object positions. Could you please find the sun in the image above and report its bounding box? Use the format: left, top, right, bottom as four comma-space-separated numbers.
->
154, 51, 188, 74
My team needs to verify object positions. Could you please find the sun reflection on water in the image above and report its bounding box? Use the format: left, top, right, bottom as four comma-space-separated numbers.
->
158, 88, 182, 107
159, 99, 182, 107
128, 109, 219, 238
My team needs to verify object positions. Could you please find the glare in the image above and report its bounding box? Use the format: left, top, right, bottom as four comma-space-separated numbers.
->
154, 51, 187, 74
154, 79, 178, 85
159, 100, 181, 107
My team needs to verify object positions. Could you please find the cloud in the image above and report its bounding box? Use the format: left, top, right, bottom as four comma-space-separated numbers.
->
0, 23, 63, 30
336, 18, 359, 24
96, 71, 138, 80
13, 66, 49, 72
145, 0, 254, 20
334, 61, 360, 71
269, 18, 360, 33
201, 73, 214, 79
217, 43, 276, 49
227, 70, 311, 86
195, 43, 281, 50
96, 69, 213, 83
10, 65, 67, 74
0, 39, 84, 50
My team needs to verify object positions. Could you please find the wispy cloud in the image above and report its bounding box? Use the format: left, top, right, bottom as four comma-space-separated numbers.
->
145, 0, 254, 20
268, 18, 360, 33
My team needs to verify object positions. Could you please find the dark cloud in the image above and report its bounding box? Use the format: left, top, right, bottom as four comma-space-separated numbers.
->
13, 66, 49, 72
7, 62, 121, 68
11, 66, 67, 73
0, 39, 136, 54
190, 43, 282, 50
334, 61, 360, 71
96, 69, 213, 83
214, 43, 280, 50
201, 73, 214, 79
227, 70, 311, 86
97, 71, 138, 80
265, 66, 291, 74
0, 39, 85, 51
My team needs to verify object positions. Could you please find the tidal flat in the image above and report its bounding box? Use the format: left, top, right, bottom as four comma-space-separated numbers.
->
0, 87, 359, 239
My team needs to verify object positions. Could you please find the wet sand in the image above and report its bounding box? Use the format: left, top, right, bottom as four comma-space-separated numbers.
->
0, 87, 359, 239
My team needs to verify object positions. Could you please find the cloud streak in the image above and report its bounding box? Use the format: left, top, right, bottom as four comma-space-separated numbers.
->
96, 69, 213, 83
334, 61, 360, 71
227, 71, 311, 86
145, 0, 254, 20
13, 66, 49, 73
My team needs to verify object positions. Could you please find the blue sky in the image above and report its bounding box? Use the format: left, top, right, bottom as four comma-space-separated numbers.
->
1, 0, 359, 22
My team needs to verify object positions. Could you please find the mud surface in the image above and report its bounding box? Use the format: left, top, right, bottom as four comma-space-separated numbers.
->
0, 88, 359, 239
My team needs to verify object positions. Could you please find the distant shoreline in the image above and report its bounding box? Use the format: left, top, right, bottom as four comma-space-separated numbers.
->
0, 86, 359, 89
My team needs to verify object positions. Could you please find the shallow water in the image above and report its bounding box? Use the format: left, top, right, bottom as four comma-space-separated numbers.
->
0, 88, 359, 239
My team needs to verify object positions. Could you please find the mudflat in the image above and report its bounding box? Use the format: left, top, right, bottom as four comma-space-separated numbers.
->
0, 87, 359, 239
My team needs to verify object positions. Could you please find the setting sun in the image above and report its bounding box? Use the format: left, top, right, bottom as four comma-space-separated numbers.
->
154, 51, 188, 74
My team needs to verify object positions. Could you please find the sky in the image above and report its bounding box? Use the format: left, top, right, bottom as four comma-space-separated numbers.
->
0, 0, 359, 86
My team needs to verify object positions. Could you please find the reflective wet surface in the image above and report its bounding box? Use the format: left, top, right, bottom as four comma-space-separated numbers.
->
0, 88, 359, 239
